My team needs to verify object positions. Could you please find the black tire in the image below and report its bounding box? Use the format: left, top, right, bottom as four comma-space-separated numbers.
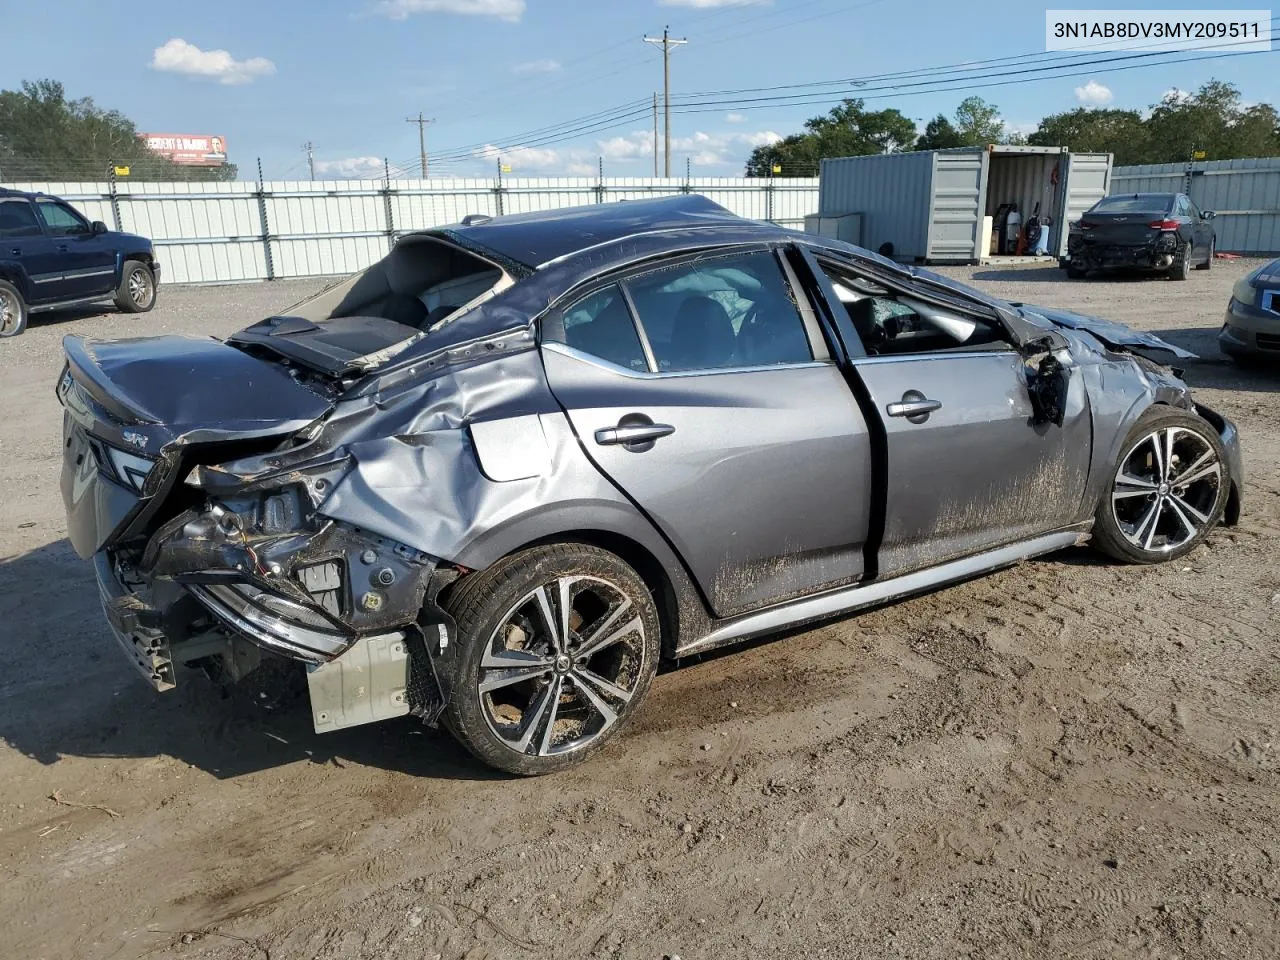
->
1091, 406, 1230, 565
1169, 242, 1191, 281
441, 543, 661, 775
113, 260, 157, 313
1196, 236, 1214, 270
0, 279, 28, 338
1065, 262, 1086, 280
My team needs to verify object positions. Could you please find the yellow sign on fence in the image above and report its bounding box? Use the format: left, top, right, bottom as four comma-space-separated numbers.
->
1192, 151, 1207, 160
113, 166, 131, 177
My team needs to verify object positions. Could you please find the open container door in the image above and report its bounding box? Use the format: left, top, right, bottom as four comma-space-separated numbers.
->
1059, 152, 1113, 257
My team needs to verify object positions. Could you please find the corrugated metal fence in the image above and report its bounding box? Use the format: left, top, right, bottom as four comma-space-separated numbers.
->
3, 176, 819, 284
1111, 157, 1280, 255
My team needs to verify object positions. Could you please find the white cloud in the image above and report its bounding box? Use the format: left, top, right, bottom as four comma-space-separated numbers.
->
474, 143, 562, 170
736, 130, 782, 147
314, 156, 385, 178
598, 132, 655, 161
660, 0, 768, 6
565, 160, 597, 176
725, 112, 747, 123
1002, 120, 1038, 136
511, 59, 561, 74
374, 0, 524, 20
150, 38, 275, 85
1074, 80, 1113, 106
596, 128, 780, 170
1162, 86, 1192, 103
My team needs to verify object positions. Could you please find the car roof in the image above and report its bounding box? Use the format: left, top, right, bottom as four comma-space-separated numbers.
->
1096, 193, 1178, 204
426, 194, 792, 270
0, 187, 40, 200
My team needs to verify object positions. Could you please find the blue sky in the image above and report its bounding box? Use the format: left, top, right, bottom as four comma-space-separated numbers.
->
3, 0, 1276, 179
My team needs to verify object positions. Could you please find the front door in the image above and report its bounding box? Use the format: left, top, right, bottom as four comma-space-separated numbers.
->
34, 198, 117, 298
541, 249, 874, 618
802, 253, 1093, 579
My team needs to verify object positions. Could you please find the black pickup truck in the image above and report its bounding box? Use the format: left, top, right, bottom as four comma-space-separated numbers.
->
0, 187, 160, 337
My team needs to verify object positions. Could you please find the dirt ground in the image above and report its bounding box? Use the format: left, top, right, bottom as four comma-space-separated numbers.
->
1, 259, 1277, 960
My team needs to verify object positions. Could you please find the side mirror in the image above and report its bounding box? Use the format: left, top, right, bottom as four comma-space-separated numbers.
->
1202, 210, 1216, 220
91, 220, 108, 235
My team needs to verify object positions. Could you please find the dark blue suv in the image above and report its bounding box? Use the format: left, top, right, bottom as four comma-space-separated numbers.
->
0, 188, 160, 338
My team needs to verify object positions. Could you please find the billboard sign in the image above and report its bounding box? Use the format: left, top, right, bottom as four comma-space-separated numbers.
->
140, 133, 228, 166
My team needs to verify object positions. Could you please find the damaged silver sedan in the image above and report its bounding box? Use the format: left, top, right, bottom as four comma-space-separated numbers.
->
58, 196, 1243, 775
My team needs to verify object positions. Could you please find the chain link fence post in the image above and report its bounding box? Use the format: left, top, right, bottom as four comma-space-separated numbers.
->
494, 158, 506, 216
595, 156, 605, 205
681, 157, 692, 194
382, 158, 396, 253
256, 158, 275, 281
107, 161, 123, 232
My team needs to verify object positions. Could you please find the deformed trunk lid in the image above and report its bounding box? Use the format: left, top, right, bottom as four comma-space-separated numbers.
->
59, 334, 334, 557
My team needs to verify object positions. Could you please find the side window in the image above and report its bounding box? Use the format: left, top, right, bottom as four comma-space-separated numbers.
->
0, 199, 42, 238
817, 259, 1010, 357
1174, 196, 1191, 218
35, 200, 89, 236
625, 250, 813, 372
1186, 198, 1201, 219
544, 284, 648, 372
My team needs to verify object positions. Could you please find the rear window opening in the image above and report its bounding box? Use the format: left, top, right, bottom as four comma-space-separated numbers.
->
284, 235, 511, 333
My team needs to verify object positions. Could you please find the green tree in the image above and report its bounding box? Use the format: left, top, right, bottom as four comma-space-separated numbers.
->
953, 96, 1005, 146
1028, 107, 1150, 165
0, 79, 237, 181
746, 98, 917, 175
1144, 80, 1279, 162
915, 114, 964, 151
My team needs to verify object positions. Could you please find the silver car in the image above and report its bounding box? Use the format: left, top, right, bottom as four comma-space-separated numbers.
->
1219, 257, 1280, 361
58, 196, 1243, 775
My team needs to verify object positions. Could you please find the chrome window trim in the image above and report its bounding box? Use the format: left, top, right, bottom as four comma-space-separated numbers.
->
542, 340, 833, 379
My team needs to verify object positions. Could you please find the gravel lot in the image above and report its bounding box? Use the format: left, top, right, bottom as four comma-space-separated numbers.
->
1, 262, 1278, 960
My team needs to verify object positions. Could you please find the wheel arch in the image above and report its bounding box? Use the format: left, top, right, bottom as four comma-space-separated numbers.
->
449, 507, 714, 657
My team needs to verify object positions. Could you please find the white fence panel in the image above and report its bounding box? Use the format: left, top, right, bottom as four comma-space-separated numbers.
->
4, 176, 821, 283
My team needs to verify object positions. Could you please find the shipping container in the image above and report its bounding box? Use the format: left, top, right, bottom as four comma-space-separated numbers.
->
816, 146, 1112, 263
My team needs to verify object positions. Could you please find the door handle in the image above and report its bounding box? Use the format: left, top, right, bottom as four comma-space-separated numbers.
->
9, 248, 20, 256
886, 390, 943, 424
594, 419, 675, 451
56, 244, 69, 252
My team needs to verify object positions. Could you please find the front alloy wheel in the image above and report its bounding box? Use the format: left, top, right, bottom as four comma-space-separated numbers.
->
443, 544, 660, 775
1093, 408, 1229, 563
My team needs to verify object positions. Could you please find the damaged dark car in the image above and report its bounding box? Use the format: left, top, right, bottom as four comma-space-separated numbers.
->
58, 195, 1243, 775
1064, 192, 1216, 280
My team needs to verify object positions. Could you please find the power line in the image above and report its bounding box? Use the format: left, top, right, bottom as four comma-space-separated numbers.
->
670, 34, 1280, 112
405, 113, 435, 177
643, 27, 688, 176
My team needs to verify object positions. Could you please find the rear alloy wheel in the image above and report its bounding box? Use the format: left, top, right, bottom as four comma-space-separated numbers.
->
443, 544, 660, 775
114, 261, 156, 313
1091, 407, 1229, 564
0, 280, 28, 338
1169, 242, 1191, 281
1196, 236, 1214, 270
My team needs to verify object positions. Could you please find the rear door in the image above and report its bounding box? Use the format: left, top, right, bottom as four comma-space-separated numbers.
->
34, 198, 117, 298
540, 247, 874, 619
799, 250, 1093, 579
0, 196, 60, 303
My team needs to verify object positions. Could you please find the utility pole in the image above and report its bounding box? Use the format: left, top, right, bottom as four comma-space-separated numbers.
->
405, 112, 435, 177
303, 141, 315, 181
643, 26, 687, 177
652, 92, 659, 177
